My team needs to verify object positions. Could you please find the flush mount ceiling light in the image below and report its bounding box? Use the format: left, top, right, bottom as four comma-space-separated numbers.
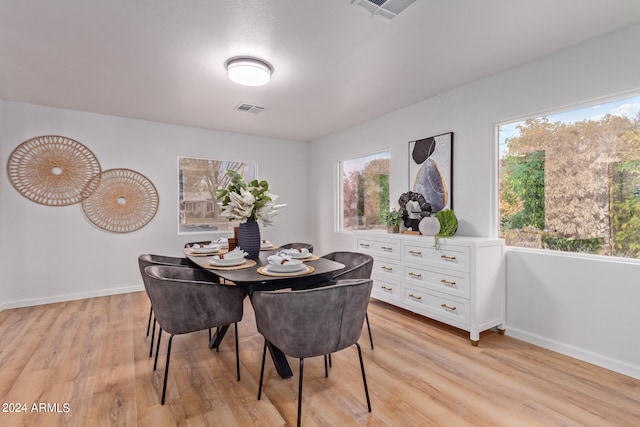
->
225, 57, 273, 86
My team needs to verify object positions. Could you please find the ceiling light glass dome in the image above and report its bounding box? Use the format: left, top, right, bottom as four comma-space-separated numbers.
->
225, 57, 273, 86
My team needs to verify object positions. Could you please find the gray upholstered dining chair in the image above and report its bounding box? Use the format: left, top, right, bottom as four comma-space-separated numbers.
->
279, 242, 314, 253
143, 264, 246, 405
321, 251, 375, 349
253, 278, 373, 427
138, 254, 193, 357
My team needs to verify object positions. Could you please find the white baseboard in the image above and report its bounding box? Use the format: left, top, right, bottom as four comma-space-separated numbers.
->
0, 285, 145, 310
506, 327, 640, 380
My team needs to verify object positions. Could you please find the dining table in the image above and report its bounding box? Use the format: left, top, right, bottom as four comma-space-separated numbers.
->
185, 246, 345, 379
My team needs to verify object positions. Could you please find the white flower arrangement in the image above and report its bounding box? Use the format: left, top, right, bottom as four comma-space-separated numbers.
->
215, 169, 286, 226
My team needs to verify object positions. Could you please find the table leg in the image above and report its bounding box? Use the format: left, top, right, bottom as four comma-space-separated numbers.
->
267, 342, 293, 379
209, 324, 230, 349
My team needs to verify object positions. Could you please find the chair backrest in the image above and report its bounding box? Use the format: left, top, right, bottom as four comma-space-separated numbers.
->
280, 242, 314, 253
143, 265, 245, 335
138, 253, 190, 275
320, 251, 373, 280
138, 254, 197, 295
252, 278, 373, 358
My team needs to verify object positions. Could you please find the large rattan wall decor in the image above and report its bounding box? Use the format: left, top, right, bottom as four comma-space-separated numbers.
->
7, 135, 102, 206
81, 168, 159, 233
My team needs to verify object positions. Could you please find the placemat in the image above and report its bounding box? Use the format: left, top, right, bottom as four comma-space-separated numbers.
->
204, 259, 257, 270
257, 265, 315, 277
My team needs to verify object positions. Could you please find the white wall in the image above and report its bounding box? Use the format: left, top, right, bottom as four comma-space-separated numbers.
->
1, 103, 310, 308
0, 98, 4, 309
309, 24, 640, 379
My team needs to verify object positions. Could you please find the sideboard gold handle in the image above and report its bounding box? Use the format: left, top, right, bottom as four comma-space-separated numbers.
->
441, 279, 456, 286
441, 304, 457, 311
409, 294, 422, 301
408, 250, 422, 256
381, 286, 392, 291
381, 246, 393, 251
440, 255, 457, 261
359, 243, 370, 248
408, 272, 422, 279
381, 266, 393, 272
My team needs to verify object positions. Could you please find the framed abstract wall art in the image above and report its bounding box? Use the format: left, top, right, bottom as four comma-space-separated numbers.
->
408, 132, 453, 212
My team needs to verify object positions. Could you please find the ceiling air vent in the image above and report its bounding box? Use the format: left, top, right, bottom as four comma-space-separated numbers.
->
234, 103, 265, 114
351, 0, 416, 19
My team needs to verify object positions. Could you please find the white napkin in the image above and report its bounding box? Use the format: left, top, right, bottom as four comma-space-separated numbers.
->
220, 247, 248, 259
267, 254, 291, 265
213, 237, 229, 248
191, 242, 221, 250
261, 239, 273, 248
281, 247, 309, 256
267, 254, 303, 266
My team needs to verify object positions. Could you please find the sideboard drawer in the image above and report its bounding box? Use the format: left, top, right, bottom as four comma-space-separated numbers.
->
371, 278, 401, 304
404, 243, 470, 272
404, 286, 469, 327
355, 237, 401, 260
372, 258, 401, 280
403, 265, 470, 299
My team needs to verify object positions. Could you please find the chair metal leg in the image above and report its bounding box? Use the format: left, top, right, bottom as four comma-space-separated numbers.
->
209, 328, 212, 342
356, 342, 372, 412
258, 340, 267, 400
324, 354, 329, 377
149, 316, 157, 358
154, 327, 163, 371
234, 322, 240, 381
297, 358, 304, 427
365, 312, 374, 350
161, 334, 174, 405
146, 306, 153, 337
328, 353, 332, 367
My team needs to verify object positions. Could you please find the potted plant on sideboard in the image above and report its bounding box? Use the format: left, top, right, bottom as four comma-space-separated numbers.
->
384, 208, 403, 233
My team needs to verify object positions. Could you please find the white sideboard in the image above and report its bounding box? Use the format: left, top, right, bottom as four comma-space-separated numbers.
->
353, 230, 505, 345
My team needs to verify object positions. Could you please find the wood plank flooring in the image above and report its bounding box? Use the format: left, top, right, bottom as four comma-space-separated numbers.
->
1, 292, 639, 426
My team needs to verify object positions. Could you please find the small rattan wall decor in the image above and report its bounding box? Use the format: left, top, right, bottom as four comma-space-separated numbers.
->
81, 168, 159, 233
7, 135, 102, 206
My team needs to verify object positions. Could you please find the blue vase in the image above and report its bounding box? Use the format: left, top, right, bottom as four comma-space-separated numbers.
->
237, 217, 261, 259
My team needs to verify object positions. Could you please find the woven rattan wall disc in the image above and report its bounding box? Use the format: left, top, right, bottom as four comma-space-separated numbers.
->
7, 135, 102, 206
81, 168, 159, 233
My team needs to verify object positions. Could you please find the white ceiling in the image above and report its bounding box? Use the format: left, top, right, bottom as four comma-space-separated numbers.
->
1, 0, 639, 142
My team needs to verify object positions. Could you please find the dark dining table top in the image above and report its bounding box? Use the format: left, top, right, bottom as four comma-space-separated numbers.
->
185, 249, 345, 294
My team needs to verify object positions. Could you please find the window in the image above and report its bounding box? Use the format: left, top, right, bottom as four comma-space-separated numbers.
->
498, 94, 640, 259
339, 151, 390, 231
178, 157, 256, 234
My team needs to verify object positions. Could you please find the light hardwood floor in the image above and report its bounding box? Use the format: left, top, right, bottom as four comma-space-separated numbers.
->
0, 292, 638, 426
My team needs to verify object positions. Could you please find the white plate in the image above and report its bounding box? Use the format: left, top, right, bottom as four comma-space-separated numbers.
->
191, 245, 221, 254
267, 262, 306, 272
209, 257, 246, 267
265, 265, 309, 275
